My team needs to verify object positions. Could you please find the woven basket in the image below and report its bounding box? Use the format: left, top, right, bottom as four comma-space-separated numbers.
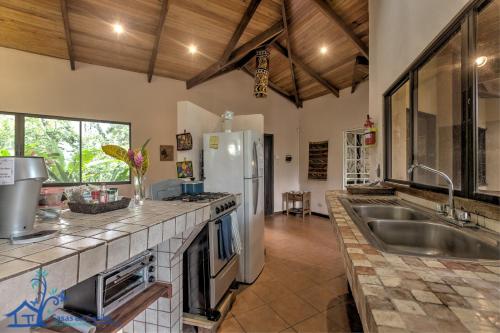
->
68, 197, 131, 214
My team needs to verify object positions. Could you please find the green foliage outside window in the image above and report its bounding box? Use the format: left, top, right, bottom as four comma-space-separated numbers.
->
0, 112, 130, 184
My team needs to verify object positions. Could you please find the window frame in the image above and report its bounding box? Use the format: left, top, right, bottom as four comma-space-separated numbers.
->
0, 110, 132, 187
383, 0, 498, 205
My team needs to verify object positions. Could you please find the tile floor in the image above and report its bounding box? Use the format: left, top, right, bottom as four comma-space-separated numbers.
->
218, 214, 363, 333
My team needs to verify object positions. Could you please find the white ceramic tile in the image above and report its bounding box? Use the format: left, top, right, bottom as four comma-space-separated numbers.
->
195, 209, 203, 225
157, 240, 169, 253
40, 235, 83, 246
148, 223, 163, 248
175, 215, 186, 235
169, 238, 182, 253
107, 236, 130, 269
63, 238, 105, 251
135, 310, 146, 322
186, 211, 196, 229
163, 219, 175, 241
158, 266, 171, 282
130, 230, 148, 257
134, 320, 146, 333
0, 268, 40, 318
123, 320, 134, 333
203, 207, 210, 221
0, 259, 39, 281
78, 244, 106, 282
157, 252, 171, 268
158, 311, 171, 327
92, 230, 128, 242
1, 243, 53, 258
22, 246, 77, 264
146, 323, 158, 333
145, 309, 158, 324
158, 297, 171, 312
158, 326, 170, 333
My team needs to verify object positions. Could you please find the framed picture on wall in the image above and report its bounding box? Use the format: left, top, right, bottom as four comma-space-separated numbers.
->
176, 160, 194, 178
176, 132, 193, 151
160, 145, 174, 161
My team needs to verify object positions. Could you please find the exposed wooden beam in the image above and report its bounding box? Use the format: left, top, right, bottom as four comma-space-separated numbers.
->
272, 42, 340, 97
148, 0, 170, 82
351, 55, 369, 93
220, 0, 261, 64
241, 66, 301, 107
310, 0, 368, 58
60, 0, 75, 70
281, 0, 301, 107
186, 21, 284, 89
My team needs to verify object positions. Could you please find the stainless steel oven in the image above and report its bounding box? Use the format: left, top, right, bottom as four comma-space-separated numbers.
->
64, 250, 155, 319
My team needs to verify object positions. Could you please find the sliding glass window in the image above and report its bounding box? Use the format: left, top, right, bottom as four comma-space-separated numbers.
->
415, 30, 463, 190
0, 112, 130, 185
384, 0, 499, 204
475, 0, 500, 197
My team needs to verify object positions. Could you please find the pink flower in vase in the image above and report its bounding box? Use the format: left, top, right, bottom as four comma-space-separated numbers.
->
134, 151, 143, 168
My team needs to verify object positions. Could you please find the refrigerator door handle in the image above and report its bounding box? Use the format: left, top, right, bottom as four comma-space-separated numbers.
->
252, 142, 258, 179
252, 178, 258, 215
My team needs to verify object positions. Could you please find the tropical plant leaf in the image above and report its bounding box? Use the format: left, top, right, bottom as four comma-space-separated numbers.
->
102, 145, 132, 167
141, 149, 149, 175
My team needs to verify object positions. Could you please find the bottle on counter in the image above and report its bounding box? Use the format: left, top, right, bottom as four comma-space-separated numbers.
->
99, 184, 108, 203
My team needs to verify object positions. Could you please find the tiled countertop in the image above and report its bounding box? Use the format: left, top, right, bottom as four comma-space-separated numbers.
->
0, 200, 210, 306
325, 190, 500, 333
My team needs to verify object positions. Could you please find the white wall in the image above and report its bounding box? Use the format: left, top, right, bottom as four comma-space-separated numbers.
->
299, 82, 369, 214
0, 47, 299, 211
369, 0, 470, 177
177, 101, 220, 180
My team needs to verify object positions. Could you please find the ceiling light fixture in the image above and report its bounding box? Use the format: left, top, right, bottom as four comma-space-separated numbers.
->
113, 23, 124, 34
475, 56, 488, 67
188, 44, 198, 54
320, 46, 328, 55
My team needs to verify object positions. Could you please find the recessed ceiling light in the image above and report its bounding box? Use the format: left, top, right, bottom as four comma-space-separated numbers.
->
320, 46, 328, 55
475, 56, 488, 67
113, 23, 124, 34
188, 44, 198, 54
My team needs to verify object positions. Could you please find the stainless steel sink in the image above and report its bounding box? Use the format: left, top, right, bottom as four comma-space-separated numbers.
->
367, 220, 500, 260
340, 199, 500, 261
353, 205, 429, 221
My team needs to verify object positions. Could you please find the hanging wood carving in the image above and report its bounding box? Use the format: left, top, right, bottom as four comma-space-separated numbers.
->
308, 141, 328, 180
254, 47, 270, 98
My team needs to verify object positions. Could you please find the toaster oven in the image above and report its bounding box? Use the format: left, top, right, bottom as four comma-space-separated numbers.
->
64, 250, 155, 319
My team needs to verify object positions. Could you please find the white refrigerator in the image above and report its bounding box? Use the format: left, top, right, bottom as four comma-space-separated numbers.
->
203, 130, 265, 284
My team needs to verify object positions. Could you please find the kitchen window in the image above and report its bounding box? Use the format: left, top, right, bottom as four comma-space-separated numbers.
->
0, 114, 15, 156
384, 0, 499, 204
0, 112, 131, 185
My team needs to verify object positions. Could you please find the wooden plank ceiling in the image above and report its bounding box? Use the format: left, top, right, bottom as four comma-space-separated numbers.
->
0, 0, 369, 107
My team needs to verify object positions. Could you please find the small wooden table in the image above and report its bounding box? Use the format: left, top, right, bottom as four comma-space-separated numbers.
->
282, 191, 311, 219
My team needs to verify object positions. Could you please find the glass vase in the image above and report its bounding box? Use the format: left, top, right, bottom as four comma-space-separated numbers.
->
133, 175, 146, 206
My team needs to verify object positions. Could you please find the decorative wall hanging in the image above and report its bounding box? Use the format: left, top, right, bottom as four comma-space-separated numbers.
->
308, 141, 328, 180
254, 47, 270, 98
160, 145, 174, 161
176, 131, 193, 151
176, 160, 193, 178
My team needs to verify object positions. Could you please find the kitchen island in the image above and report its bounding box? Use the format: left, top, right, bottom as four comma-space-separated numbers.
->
0, 199, 212, 332
326, 190, 500, 333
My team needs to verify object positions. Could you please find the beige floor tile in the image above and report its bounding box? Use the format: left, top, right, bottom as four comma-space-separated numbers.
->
293, 311, 333, 333
269, 293, 319, 326
219, 316, 245, 333
234, 305, 289, 333
230, 286, 266, 316
298, 285, 341, 312
249, 279, 294, 303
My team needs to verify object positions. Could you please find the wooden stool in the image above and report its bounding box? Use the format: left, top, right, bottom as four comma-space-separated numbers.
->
283, 191, 312, 219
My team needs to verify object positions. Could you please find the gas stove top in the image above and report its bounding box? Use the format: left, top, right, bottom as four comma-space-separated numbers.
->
163, 192, 230, 203
163, 192, 238, 219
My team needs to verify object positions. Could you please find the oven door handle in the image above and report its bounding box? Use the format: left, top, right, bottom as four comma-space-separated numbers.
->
105, 261, 146, 286
217, 224, 224, 259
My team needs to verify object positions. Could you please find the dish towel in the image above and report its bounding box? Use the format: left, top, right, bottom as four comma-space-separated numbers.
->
219, 214, 233, 260
230, 211, 242, 254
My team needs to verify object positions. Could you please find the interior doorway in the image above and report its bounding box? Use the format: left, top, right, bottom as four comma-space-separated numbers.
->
264, 134, 274, 215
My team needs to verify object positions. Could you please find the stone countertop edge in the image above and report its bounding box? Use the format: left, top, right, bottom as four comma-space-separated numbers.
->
325, 190, 500, 333
0, 200, 212, 283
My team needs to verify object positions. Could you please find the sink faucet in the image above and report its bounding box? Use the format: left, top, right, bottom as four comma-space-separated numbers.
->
408, 162, 456, 220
